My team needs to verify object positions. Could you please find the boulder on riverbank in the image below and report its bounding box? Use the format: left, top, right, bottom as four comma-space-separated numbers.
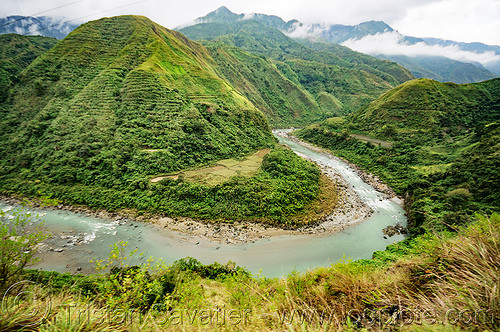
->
382, 224, 407, 237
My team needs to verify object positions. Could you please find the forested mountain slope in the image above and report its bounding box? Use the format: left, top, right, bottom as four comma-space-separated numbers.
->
296, 78, 500, 232
0, 33, 57, 101
179, 10, 414, 126
0, 16, 329, 224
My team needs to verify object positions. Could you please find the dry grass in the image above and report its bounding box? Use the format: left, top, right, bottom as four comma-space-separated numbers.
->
401, 214, 499, 328
411, 163, 453, 176
2, 215, 497, 331
350, 133, 393, 148
150, 149, 271, 186
255, 214, 499, 330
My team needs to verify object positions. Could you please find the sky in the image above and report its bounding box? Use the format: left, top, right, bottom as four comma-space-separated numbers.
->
1, 0, 499, 45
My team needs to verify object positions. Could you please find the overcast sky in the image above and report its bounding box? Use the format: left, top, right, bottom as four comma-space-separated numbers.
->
1, 0, 499, 45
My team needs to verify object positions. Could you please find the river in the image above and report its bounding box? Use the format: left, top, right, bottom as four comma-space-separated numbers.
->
0, 133, 406, 278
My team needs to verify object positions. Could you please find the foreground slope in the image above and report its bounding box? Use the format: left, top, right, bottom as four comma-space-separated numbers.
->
0, 16, 331, 223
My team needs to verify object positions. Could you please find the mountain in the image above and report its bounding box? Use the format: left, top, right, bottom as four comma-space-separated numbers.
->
347, 78, 500, 138
296, 78, 500, 232
207, 44, 325, 127
0, 16, 78, 39
179, 8, 414, 124
287, 20, 395, 43
0, 16, 336, 223
0, 33, 57, 101
286, 20, 499, 83
422, 38, 500, 76
192, 6, 296, 30
374, 54, 496, 83
0, 15, 273, 184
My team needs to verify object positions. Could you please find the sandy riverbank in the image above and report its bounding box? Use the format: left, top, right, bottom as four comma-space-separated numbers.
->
274, 129, 402, 202
0, 133, 401, 244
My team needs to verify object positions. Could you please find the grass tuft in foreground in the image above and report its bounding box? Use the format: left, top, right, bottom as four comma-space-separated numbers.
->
2, 214, 497, 331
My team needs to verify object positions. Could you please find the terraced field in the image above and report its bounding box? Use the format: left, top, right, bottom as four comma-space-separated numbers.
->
150, 148, 271, 185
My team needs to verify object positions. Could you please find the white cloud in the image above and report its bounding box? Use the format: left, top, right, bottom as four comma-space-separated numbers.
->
342, 31, 500, 65
241, 13, 255, 21
393, 0, 500, 45
283, 21, 324, 40
0, 0, 499, 45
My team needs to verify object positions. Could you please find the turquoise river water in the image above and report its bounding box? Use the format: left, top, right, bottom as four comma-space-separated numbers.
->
0, 133, 406, 277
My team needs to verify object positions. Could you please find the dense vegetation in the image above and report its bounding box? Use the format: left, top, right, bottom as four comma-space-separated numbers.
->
207, 44, 325, 128
376, 54, 497, 84
0, 13, 498, 331
179, 11, 414, 127
0, 16, 330, 224
0, 34, 57, 102
2, 211, 498, 330
296, 78, 500, 233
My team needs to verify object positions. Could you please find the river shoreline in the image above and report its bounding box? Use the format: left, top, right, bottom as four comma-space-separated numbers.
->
274, 129, 403, 204
0, 134, 400, 245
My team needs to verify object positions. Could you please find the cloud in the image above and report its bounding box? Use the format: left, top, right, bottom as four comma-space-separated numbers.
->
0, 0, 499, 45
283, 21, 324, 40
393, 0, 500, 45
342, 31, 500, 66
241, 13, 255, 21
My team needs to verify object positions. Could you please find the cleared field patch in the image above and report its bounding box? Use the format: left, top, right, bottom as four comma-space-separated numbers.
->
151, 148, 271, 186
350, 133, 393, 148
142, 149, 164, 153
411, 163, 453, 175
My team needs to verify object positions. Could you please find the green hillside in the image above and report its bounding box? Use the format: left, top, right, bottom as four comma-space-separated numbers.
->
0, 34, 57, 101
293, 39, 415, 84
296, 78, 500, 232
348, 78, 500, 138
179, 19, 414, 126
0, 16, 331, 224
376, 54, 497, 84
207, 44, 326, 127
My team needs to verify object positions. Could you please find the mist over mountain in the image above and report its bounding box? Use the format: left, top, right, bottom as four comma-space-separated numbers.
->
285, 20, 500, 82
186, 7, 499, 83
179, 8, 414, 124
0, 15, 78, 39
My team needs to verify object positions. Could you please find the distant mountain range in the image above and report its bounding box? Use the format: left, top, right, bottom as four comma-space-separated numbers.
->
187, 7, 500, 83
2, 8, 499, 83
0, 16, 78, 39
293, 20, 500, 81
179, 8, 414, 126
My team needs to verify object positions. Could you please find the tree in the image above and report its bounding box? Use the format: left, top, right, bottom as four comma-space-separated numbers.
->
0, 206, 48, 289
381, 124, 396, 138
